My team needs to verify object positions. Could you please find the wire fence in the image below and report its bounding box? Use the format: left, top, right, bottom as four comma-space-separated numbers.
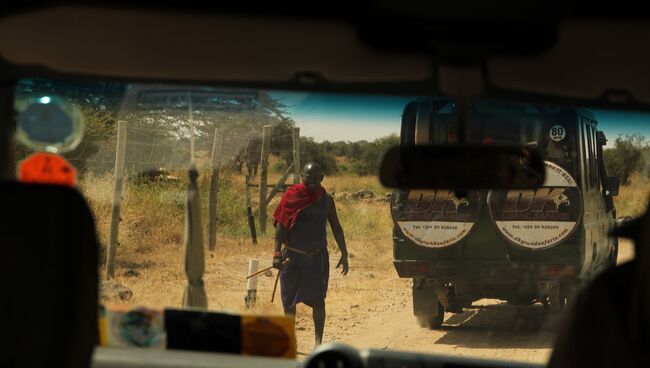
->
63, 124, 288, 177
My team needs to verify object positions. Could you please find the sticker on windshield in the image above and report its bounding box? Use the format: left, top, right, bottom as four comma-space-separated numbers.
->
392, 190, 480, 248
487, 161, 582, 250
549, 124, 566, 141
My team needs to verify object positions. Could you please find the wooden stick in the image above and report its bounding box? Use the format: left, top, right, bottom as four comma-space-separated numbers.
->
246, 255, 292, 280
271, 258, 290, 303
271, 271, 281, 303
246, 265, 274, 280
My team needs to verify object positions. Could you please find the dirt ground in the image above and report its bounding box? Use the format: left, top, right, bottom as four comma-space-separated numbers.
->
102, 236, 635, 364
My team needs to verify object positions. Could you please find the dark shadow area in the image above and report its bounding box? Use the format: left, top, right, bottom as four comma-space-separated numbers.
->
434, 302, 561, 349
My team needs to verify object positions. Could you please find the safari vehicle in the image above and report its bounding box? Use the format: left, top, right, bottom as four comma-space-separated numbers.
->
391, 98, 621, 328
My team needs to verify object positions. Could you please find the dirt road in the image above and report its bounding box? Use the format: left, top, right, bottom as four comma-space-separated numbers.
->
292, 239, 636, 363
107, 236, 635, 365
294, 277, 555, 364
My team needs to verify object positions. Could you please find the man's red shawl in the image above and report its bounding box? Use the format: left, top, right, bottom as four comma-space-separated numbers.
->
273, 183, 326, 229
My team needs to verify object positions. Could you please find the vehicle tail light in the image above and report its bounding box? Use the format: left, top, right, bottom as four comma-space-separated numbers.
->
545, 265, 577, 277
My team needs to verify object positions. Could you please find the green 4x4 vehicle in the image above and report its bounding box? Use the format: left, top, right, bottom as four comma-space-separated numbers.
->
391, 99, 620, 328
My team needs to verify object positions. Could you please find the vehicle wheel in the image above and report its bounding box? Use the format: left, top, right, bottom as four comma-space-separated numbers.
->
416, 303, 444, 329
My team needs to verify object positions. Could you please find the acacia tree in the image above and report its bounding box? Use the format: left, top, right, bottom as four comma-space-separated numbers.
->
194, 91, 296, 173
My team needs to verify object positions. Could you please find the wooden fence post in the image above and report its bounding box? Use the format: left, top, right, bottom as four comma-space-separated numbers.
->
208, 128, 223, 252
105, 120, 127, 280
188, 90, 196, 163
266, 163, 294, 204
258, 125, 271, 234
245, 171, 258, 245
292, 127, 300, 184
252, 162, 295, 215
245, 258, 259, 308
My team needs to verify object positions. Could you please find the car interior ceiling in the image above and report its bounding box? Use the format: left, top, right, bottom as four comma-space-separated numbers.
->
1, 3, 649, 368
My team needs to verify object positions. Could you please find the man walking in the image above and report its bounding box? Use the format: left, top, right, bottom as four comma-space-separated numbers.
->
272, 162, 349, 347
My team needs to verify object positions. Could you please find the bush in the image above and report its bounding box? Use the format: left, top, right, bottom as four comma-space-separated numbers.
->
603, 134, 649, 184
272, 161, 288, 173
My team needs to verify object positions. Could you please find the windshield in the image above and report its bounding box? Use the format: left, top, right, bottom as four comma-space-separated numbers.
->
13, 78, 650, 364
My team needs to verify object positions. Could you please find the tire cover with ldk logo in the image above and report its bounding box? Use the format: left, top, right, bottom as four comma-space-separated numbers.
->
487, 161, 582, 250
392, 190, 481, 248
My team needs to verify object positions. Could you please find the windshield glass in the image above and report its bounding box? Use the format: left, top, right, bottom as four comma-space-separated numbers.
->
13, 78, 650, 364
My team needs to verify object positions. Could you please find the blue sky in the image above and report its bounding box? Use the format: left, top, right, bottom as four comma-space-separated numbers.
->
271, 91, 650, 148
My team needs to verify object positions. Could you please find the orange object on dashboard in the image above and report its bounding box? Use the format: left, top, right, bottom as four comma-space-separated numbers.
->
18, 153, 77, 187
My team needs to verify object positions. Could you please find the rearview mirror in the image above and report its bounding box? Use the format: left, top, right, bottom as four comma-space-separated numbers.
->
605, 176, 620, 196
15, 95, 84, 153
379, 144, 545, 190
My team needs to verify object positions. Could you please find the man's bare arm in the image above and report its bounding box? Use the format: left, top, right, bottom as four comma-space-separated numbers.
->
327, 195, 349, 275
274, 224, 287, 253
273, 224, 288, 269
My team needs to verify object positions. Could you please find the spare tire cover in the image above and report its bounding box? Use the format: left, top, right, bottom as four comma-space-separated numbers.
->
487, 161, 582, 250
392, 190, 481, 248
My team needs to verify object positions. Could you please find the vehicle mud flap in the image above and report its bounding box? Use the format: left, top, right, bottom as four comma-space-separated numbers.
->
437, 285, 465, 313
413, 278, 444, 328
413, 278, 439, 316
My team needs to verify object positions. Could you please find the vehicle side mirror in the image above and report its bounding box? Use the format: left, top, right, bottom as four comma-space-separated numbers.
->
605, 176, 619, 196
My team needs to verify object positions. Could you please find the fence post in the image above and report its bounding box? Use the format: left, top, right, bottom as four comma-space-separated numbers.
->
266, 163, 294, 204
245, 258, 259, 308
208, 128, 223, 252
188, 90, 196, 163
292, 127, 300, 184
105, 120, 127, 280
258, 125, 271, 234
252, 162, 295, 215
245, 170, 258, 245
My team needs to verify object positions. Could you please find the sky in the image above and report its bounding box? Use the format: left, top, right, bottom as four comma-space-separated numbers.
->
270, 91, 650, 148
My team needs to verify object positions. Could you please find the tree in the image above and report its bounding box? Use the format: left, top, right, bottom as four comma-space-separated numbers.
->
352, 134, 399, 176
330, 141, 350, 156
194, 91, 296, 173
280, 137, 338, 175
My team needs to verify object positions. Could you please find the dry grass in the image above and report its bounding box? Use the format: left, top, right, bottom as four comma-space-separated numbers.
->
81, 171, 395, 292
613, 172, 650, 218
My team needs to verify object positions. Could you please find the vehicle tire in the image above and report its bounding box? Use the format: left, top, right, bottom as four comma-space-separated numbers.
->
609, 237, 619, 266
416, 303, 444, 329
